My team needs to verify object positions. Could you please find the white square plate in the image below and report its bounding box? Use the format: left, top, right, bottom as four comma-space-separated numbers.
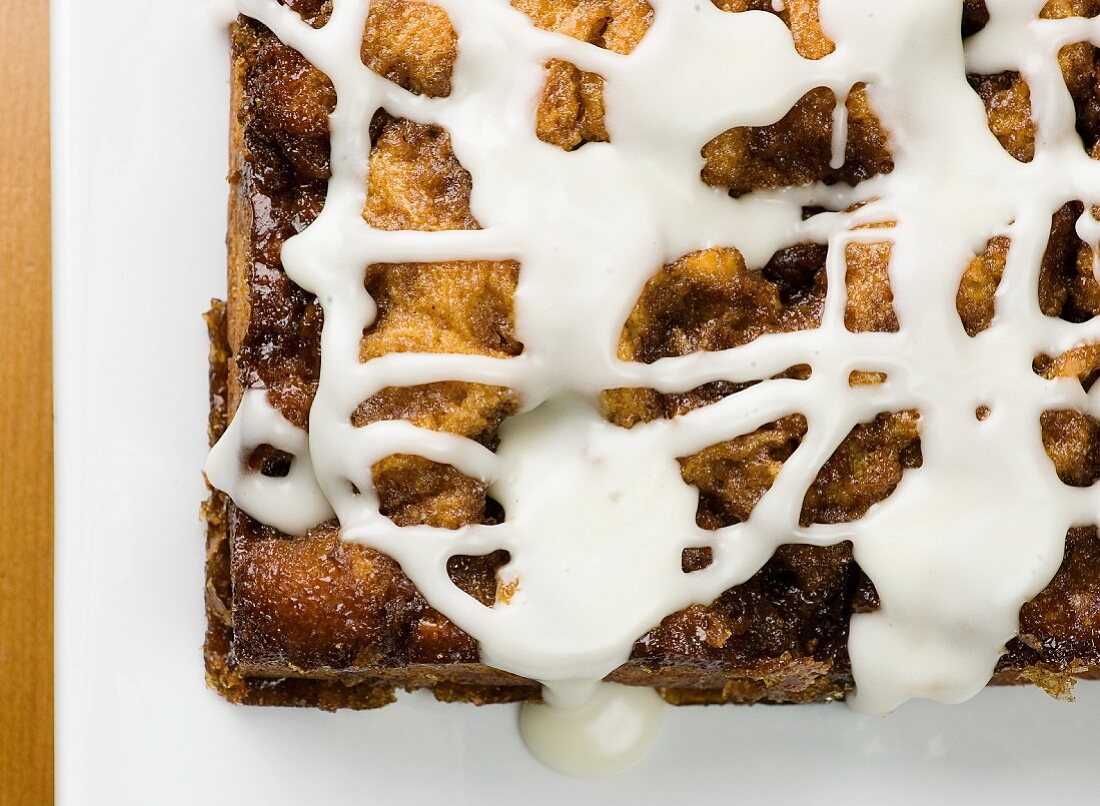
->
52, 1, 1100, 802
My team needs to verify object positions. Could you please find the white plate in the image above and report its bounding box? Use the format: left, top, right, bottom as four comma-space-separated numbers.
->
52, 1, 1100, 803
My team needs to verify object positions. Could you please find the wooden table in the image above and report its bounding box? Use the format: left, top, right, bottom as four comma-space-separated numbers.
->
0, 0, 54, 802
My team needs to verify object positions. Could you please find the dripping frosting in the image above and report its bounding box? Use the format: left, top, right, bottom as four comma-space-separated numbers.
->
205, 0, 1100, 775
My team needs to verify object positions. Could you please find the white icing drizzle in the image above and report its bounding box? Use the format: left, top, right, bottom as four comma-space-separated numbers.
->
205, 389, 334, 535
519, 682, 665, 778
205, 0, 1100, 775
830, 87, 849, 170
1074, 207, 1100, 283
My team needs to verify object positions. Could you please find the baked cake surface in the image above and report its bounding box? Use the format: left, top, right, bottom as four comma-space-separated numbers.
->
206, 0, 1100, 726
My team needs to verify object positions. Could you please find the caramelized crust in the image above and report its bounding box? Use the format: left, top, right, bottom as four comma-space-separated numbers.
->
962, 0, 990, 37
1059, 43, 1100, 153
1041, 411, 1100, 487
618, 246, 826, 364
681, 416, 809, 529
702, 86, 894, 196
361, 260, 522, 359
622, 542, 865, 704
365, 114, 479, 231
1039, 201, 1100, 322
511, 0, 653, 54
207, 4, 1100, 709
845, 236, 899, 333
967, 72, 1035, 163
1034, 342, 1100, 384
800, 411, 923, 526
966, 1, 1100, 162
537, 60, 610, 151
602, 243, 823, 428
957, 235, 1009, 336
842, 84, 896, 183
281, 0, 332, 28
352, 382, 519, 443
361, 0, 457, 98
1007, 527, 1100, 671
1042, 0, 1100, 18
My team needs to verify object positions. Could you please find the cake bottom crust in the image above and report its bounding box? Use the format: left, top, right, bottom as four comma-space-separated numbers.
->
203, 302, 1099, 710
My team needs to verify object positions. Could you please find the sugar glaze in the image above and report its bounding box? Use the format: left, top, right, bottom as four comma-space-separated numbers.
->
206, 0, 1100, 775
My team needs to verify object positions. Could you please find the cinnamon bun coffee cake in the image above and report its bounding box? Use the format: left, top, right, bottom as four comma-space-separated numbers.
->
204, 0, 1100, 773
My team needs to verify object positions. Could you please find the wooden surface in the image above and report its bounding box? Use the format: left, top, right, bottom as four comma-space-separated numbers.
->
0, 0, 54, 802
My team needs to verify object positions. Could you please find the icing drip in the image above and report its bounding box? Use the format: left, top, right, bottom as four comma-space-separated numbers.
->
205, 389, 334, 536
519, 682, 665, 778
206, 0, 1100, 775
